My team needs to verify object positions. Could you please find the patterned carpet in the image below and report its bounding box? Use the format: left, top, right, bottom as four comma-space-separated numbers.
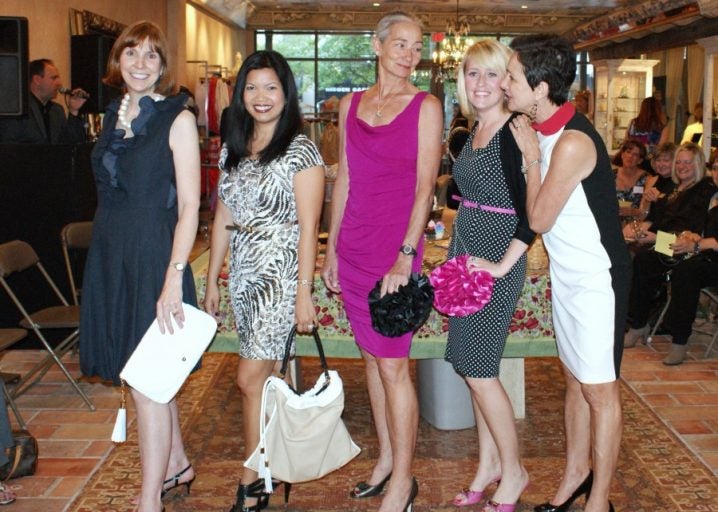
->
68, 353, 718, 512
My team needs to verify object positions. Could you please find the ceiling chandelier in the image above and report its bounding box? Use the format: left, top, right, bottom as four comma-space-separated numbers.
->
432, 0, 474, 83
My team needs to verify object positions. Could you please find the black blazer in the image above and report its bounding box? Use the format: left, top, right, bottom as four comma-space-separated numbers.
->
0, 96, 85, 144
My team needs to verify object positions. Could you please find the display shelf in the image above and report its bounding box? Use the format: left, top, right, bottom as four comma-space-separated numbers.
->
592, 59, 659, 152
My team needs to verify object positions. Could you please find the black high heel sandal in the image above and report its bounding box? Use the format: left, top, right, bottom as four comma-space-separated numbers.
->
534, 471, 593, 512
270, 479, 292, 504
229, 479, 271, 512
350, 472, 392, 498
161, 463, 195, 499
403, 477, 419, 512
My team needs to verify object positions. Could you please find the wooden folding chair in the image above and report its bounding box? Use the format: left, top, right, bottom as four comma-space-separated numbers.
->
0, 240, 94, 410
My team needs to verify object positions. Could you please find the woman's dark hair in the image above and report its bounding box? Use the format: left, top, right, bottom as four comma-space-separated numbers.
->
509, 34, 576, 106
224, 50, 302, 168
612, 140, 647, 166
633, 96, 666, 132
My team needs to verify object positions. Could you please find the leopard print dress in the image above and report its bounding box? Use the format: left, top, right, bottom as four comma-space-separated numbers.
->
217, 134, 323, 359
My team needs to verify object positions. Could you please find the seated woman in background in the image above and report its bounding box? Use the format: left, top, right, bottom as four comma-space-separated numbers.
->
613, 140, 648, 218
680, 102, 703, 146
658, 154, 718, 365
623, 143, 717, 347
638, 142, 677, 219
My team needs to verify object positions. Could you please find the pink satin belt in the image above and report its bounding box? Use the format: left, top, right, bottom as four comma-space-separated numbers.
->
452, 195, 516, 215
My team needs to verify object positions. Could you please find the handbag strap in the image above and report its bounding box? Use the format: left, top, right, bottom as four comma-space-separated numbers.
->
3, 442, 23, 482
279, 325, 330, 381
256, 376, 275, 491
452, 222, 469, 255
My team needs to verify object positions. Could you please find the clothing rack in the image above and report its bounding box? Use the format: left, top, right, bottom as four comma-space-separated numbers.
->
186, 60, 210, 84
187, 61, 231, 83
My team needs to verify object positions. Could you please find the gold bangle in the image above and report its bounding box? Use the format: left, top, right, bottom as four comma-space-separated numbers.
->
521, 159, 541, 174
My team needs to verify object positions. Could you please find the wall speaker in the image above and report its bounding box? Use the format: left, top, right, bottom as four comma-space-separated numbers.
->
71, 34, 121, 113
0, 17, 29, 117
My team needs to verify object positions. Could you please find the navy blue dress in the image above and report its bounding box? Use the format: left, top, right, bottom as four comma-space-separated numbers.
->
79, 94, 198, 385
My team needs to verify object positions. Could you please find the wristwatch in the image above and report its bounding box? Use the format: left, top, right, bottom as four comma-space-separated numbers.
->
171, 262, 186, 271
399, 244, 417, 257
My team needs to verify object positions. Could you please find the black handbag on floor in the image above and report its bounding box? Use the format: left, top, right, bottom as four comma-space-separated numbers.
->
0, 430, 38, 480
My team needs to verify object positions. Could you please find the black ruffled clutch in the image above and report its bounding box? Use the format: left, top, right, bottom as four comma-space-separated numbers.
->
367, 273, 434, 337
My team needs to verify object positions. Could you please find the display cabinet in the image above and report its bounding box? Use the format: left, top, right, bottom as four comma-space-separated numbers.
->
593, 59, 659, 152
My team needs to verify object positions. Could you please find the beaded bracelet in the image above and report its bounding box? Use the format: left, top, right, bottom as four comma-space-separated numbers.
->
298, 279, 313, 287
521, 159, 541, 174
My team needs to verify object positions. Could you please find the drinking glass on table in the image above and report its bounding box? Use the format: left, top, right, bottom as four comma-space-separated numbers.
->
624, 216, 647, 242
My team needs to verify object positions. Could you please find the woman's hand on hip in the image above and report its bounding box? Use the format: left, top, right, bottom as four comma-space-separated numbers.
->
468, 256, 504, 278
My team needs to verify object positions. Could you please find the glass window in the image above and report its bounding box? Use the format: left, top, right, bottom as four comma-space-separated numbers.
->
256, 32, 267, 51
271, 33, 316, 59
255, 30, 589, 118
318, 33, 374, 59
288, 60, 317, 114
317, 60, 374, 109
420, 34, 432, 60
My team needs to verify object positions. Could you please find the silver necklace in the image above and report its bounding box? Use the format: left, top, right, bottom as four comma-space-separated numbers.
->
375, 85, 400, 118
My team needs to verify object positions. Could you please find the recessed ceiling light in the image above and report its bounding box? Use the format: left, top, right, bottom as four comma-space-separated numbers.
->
521, 5, 528, 8
373, 2, 381, 6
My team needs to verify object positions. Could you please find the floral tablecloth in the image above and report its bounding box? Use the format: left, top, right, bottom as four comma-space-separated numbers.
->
191, 241, 555, 358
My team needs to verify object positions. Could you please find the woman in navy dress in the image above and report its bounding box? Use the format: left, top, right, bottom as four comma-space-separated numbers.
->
80, 21, 200, 512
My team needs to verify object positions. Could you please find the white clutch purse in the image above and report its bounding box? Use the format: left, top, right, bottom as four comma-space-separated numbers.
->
119, 303, 217, 404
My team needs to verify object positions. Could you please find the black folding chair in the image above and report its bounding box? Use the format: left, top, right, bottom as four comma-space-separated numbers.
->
0, 240, 94, 410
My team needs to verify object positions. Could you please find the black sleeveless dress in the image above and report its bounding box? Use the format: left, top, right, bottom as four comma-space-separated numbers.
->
79, 94, 198, 385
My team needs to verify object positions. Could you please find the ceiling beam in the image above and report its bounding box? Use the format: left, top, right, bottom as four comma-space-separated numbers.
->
587, 16, 718, 59
247, 10, 590, 35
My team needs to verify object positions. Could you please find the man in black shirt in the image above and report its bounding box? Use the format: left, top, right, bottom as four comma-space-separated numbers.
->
0, 59, 87, 144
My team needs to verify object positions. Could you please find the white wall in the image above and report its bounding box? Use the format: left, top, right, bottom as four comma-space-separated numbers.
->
0, 1, 245, 106
185, 3, 245, 94
0, 0, 167, 91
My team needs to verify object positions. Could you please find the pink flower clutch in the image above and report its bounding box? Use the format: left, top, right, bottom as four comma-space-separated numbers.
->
429, 254, 494, 317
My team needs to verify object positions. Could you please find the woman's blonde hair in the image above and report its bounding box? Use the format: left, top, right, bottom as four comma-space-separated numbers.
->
672, 142, 706, 185
456, 39, 512, 118
103, 20, 175, 96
